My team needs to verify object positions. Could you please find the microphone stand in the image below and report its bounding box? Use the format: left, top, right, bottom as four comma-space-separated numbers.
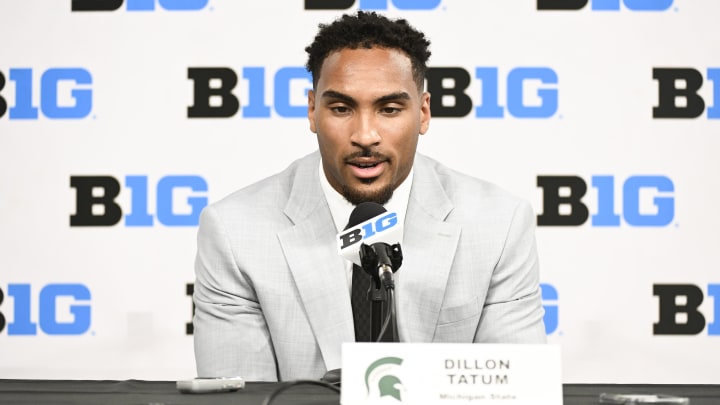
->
368, 284, 385, 341
359, 242, 402, 342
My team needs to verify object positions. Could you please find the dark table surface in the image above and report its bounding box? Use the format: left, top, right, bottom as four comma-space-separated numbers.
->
1, 379, 718, 404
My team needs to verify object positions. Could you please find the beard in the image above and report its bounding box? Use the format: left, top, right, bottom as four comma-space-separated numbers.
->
341, 181, 395, 206
339, 148, 395, 205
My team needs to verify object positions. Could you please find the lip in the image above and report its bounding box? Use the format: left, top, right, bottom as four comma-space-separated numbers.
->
346, 158, 387, 179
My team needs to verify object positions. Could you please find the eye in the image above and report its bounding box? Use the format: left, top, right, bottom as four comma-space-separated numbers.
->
380, 106, 402, 115
330, 105, 351, 115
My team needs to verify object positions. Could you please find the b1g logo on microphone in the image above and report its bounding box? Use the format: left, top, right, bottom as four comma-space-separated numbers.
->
653, 284, 720, 336
305, 0, 441, 10
427, 67, 559, 119
537, 0, 673, 11
0, 68, 92, 120
537, 175, 675, 227
653, 68, 720, 119
0, 284, 91, 336
337, 212, 401, 265
188, 67, 311, 119
71, 0, 209, 12
70, 175, 208, 227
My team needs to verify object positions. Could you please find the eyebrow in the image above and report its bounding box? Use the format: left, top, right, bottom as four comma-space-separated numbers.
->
320, 90, 411, 105
321, 90, 355, 104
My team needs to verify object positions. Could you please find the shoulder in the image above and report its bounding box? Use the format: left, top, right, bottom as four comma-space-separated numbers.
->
205, 151, 320, 220
413, 154, 537, 256
413, 154, 535, 236
416, 154, 528, 214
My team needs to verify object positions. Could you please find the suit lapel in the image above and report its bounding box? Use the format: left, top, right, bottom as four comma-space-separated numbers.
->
276, 152, 460, 361
277, 153, 354, 371
397, 155, 461, 342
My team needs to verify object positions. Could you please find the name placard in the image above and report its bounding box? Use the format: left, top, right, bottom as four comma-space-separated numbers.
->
340, 343, 562, 405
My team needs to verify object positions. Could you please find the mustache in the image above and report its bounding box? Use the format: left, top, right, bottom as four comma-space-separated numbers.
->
344, 149, 388, 161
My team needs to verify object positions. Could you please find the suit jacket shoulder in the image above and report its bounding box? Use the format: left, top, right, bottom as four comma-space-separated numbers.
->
413, 153, 527, 223
209, 151, 323, 226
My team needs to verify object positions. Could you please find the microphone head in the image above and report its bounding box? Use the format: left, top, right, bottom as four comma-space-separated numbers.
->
337, 202, 402, 266
345, 202, 387, 230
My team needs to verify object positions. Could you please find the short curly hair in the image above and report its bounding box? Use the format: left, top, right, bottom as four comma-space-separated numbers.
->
305, 11, 431, 91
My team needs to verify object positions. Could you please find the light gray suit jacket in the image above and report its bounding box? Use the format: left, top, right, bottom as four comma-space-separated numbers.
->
193, 151, 546, 381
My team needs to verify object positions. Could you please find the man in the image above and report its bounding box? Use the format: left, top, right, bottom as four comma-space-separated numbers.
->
193, 11, 546, 382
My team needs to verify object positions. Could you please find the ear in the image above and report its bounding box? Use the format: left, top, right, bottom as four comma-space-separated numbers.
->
419, 91, 431, 135
308, 89, 317, 133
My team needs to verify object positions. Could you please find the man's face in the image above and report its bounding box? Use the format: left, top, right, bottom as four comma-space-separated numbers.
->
308, 47, 431, 205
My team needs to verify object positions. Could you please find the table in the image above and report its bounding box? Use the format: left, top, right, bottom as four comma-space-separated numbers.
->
1, 379, 718, 404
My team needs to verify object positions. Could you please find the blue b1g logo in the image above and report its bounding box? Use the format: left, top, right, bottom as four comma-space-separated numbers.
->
71, 0, 209, 11
537, 175, 675, 227
0, 284, 91, 336
70, 175, 208, 227
0, 68, 92, 120
305, 0, 441, 10
188, 67, 312, 118
338, 212, 398, 250
427, 67, 558, 119
537, 0, 673, 11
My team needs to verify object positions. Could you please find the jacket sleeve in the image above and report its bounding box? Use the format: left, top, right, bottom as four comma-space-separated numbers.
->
474, 199, 548, 343
192, 205, 279, 381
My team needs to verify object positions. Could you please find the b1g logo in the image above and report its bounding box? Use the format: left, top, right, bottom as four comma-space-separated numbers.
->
70, 175, 208, 227
537, 0, 673, 11
337, 211, 402, 264
428, 67, 558, 118
0, 68, 92, 120
305, 0, 441, 10
537, 175, 675, 227
71, 0, 209, 11
540, 283, 559, 335
188, 67, 311, 118
187, 66, 558, 119
338, 212, 399, 250
654, 284, 720, 335
0, 284, 91, 336
653, 68, 720, 119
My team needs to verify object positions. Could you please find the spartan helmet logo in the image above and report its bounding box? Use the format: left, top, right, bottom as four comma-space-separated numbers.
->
365, 356, 405, 401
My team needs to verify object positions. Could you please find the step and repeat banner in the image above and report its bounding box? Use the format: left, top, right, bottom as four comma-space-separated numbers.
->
1, 0, 718, 383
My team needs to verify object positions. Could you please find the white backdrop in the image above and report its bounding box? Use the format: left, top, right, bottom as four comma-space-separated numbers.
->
1, 0, 719, 383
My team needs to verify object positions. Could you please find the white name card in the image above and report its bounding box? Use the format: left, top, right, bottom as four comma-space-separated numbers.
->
340, 343, 562, 405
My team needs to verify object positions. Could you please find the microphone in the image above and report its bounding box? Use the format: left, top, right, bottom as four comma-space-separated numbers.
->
360, 242, 402, 290
337, 202, 403, 270
345, 201, 387, 230
324, 202, 400, 384
337, 202, 403, 288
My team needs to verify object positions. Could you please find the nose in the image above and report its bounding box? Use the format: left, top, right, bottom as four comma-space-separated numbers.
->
349, 110, 381, 148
